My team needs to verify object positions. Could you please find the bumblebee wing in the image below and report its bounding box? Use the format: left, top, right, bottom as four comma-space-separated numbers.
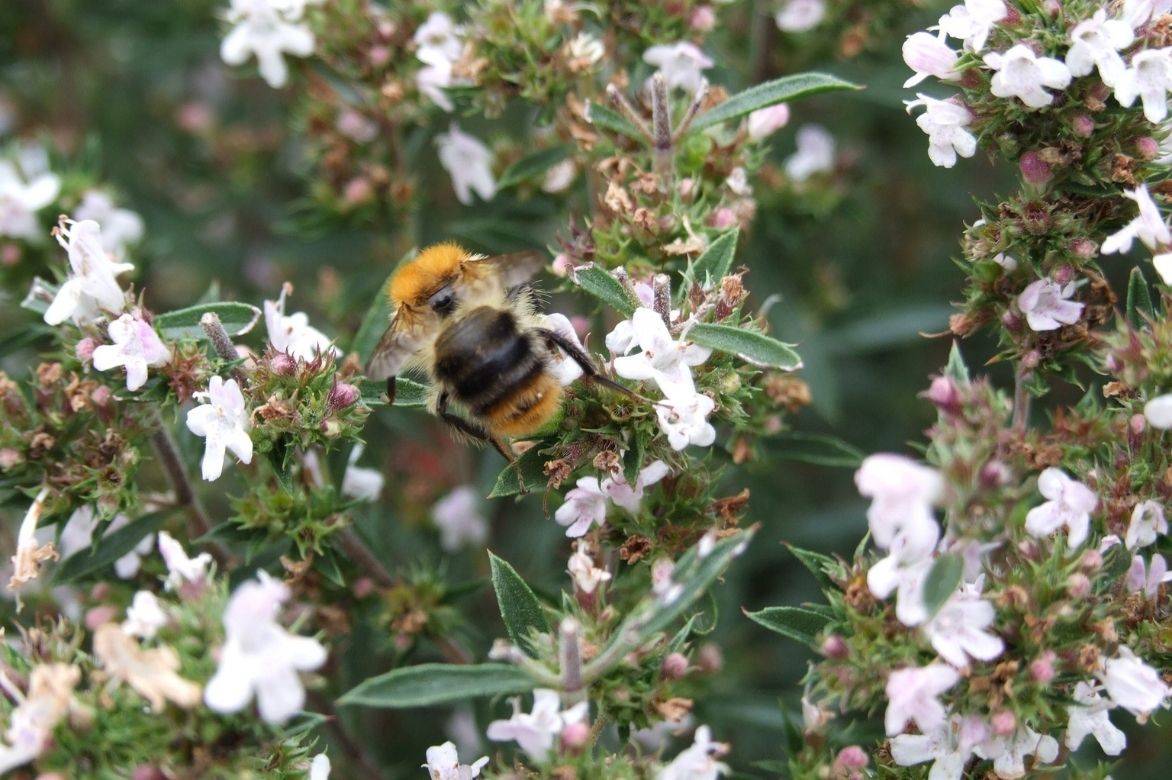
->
364, 310, 421, 381
472, 250, 545, 289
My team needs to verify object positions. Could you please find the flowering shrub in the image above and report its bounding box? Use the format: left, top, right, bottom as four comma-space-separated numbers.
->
0, 0, 1169, 777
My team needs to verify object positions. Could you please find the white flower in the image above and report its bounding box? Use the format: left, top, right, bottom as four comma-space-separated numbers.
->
1115, 48, 1172, 122
72, 190, 144, 254
486, 688, 587, 761
868, 544, 935, 626
7, 489, 56, 594
903, 32, 961, 87
186, 375, 253, 481
983, 45, 1072, 109
0, 159, 59, 240
567, 541, 611, 594
92, 311, 171, 392
854, 454, 942, 549
1101, 646, 1170, 719
432, 486, 488, 551
651, 558, 684, 604
44, 219, 133, 326
747, 104, 791, 140
891, 715, 985, 779
610, 308, 710, 398
157, 531, 213, 591
1017, 279, 1083, 332
1145, 393, 1172, 428
1024, 468, 1097, 549
1155, 252, 1172, 284
0, 663, 80, 773
204, 572, 327, 724
220, 0, 315, 89
774, 0, 826, 32
656, 392, 717, 451
1066, 681, 1126, 756
657, 725, 730, 780
1102, 184, 1171, 255
642, 42, 714, 94
1126, 499, 1167, 548
568, 32, 605, 67
784, 125, 835, 182
341, 446, 384, 503
555, 476, 608, 537
974, 727, 1058, 779
605, 460, 670, 513
1126, 553, 1171, 597
1123, 0, 1172, 28
418, 58, 457, 112
310, 753, 330, 780
543, 313, 587, 385
936, 0, 1006, 52
1067, 9, 1134, 87
904, 94, 977, 168
123, 591, 168, 640
923, 582, 1004, 669
422, 741, 488, 780
542, 159, 577, 193
436, 124, 497, 206
264, 283, 338, 360
884, 663, 960, 736
414, 12, 463, 64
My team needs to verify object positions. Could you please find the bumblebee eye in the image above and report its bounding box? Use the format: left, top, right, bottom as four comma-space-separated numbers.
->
428, 285, 456, 317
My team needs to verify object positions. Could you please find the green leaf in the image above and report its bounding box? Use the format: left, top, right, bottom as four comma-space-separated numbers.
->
352, 285, 393, 364
945, 341, 970, 383
574, 266, 636, 316
586, 101, 643, 141
360, 378, 429, 408
784, 543, 837, 590
743, 606, 829, 646
688, 230, 739, 288
339, 663, 535, 708
769, 432, 863, 469
489, 446, 549, 498
155, 302, 262, 341
922, 553, 963, 617
1126, 266, 1155, 327
488, 552, 550, 656
691, 73, 860, 133
498, 146, 570, 189
688, 323, 802, 370
53, 511, 172, 584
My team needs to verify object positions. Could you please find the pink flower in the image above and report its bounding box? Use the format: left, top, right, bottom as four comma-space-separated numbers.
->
554, 477, 608, 537
855, 454, 942, 548
903, 32, 960, 87
1017, 279, 1083, 332
747, 104, 791, 140
1126, 553, 1171, 598
923, 582, 1004, 668
884, 664, 960, 736
1024, 468, 1097, 549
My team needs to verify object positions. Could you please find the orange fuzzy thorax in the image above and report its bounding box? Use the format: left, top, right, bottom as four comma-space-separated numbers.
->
387, 242, 469, 306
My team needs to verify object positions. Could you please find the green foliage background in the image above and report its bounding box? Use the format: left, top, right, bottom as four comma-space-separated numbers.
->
2, 0, 1170, 776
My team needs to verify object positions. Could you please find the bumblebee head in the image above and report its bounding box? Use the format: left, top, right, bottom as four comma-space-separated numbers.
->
387, 242, 470, 310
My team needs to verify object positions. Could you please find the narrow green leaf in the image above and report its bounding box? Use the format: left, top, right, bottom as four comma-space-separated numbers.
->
352, 288, 392, 364
489, 446, 548, 498
922, 553, 963, 617
586, 101, 643, 141
488, 552, 550, 656
498, 146, 570, 189
689, 230, 739, 288
691, 73, 860, 132
688, 323, 802, 370
1126, 266, 1155, 327
743, 606, 829, 646
360, 378, 429, 408
339, 663, 535, 708
945, 341, 970, 383
155, 302, 262, 341
770, 432, 864, 469
574, 266, 636, 316
53, 511, 172, 584
784, 543, 837, 590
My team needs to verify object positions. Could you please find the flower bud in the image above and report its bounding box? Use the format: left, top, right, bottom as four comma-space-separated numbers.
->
91, 385, 113, 408
690, 5, 716, 31
709, 207, 737, 229
1021, 350, 1040, 370
1067, 572, 1091, 598
1000, 310, 1022, 332
1071, 114, 1095, 137
1137, 136, 1160, 160
561, 720, 590, 750
343, 177, 374, 206
747, 104, 791, 141
991, 710, 1016, 736
678, 177, 696, 200
1, 244, 22, 266
269, 351, 297, 375
820, 633, 849, 659
925, 375, 961, 415
697, 642, 723, 673
1019, 151, 1052, 185
1071, 238, 1097, 258
662, 652, 689, 679
328, 381, 360, 410
979, 459, 1011, 488
1130, 413, 1146, 436
1030, 651, 1057, 684
833, 746, 868, 770
84, 605, 119, 631
1080, 549, 1103, 571
352, 577, 375, 598
368, 45, 391, 67
75, 338, 96, 364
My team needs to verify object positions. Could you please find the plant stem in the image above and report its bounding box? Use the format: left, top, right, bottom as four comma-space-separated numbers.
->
1013, 364, 1031, 431
307, 690, 386, 779
150, 414, 233, 564
199, 312, 246, 384
335, 525, 394, 588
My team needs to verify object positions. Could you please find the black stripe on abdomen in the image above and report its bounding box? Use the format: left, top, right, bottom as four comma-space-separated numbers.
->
433, 307, 545, 412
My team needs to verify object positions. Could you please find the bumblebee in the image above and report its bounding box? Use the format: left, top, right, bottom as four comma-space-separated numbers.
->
365, 243, 626, 458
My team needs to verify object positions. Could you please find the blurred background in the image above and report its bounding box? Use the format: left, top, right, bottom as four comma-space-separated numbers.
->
2, 0, 1169, 776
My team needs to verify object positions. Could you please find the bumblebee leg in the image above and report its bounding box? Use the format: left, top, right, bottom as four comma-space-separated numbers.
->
385, 376, 397, 405
437, 391, 516, 463
538, 328, 640, 400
